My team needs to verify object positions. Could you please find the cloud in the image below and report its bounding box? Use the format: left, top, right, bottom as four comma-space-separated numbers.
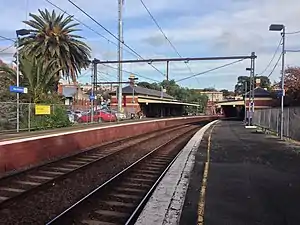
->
1, 0, 300, 91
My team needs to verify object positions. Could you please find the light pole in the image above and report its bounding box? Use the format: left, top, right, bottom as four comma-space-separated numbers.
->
16, 29, 31, 132
269, 24, 285, 139
246, 67, 252, 125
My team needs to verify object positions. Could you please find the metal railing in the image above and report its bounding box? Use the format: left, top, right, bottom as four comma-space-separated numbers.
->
253, 107, 300, 141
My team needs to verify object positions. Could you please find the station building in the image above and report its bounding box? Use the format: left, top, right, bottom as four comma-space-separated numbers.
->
110, 85, 199, 117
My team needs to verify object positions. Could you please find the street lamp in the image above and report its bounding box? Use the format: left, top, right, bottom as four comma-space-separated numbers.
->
269, 24, 285, 139
15, 29, 31, 132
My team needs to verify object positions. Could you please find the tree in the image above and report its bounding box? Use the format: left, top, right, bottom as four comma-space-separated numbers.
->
20, 9, 91, 85
220, 89, 235, 98
283, 67, 300, 105
137, 81, 160, 90
0, 56, 62, 103
234, 75, 270, 95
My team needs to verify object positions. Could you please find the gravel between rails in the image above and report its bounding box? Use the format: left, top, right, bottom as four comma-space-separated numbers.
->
0, 124, 187, 202
0, 124, 201, 225
49, 126, 199, 225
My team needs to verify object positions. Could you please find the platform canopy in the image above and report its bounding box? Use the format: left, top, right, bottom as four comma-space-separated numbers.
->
216, 99, 244, 106
138, 96, 200, 107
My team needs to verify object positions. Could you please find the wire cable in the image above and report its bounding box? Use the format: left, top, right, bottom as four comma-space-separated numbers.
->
102, 64, 160, 82
139, 0, 199, 84
0, 44, 14, 53
286, 49, 300, 52
67, 0, 166, 77
286, 30, 300, 35
0, 35, 15, 42
45, 0, 136, 59
46, 0, 162, 82
267, 53, 282, 78
258, 37, 282, 75
175, 59, 245, 82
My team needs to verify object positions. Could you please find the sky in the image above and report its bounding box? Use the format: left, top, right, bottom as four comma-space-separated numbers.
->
0, 0, 300, 91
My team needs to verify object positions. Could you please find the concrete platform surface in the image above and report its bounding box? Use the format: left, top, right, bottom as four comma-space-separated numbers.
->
135, 120, 218, 225
180, 120, 300, 225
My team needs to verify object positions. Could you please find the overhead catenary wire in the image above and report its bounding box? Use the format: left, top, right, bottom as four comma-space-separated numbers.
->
258, 37, 282, 75
0, 44, 14, 53
66, 0, 166, 77
0, 35, 15, 42
101, 64, 160, 82
45, 0, 161, 83
139, 0, 200, 84
286, 30, 300, 35
45, 0, 136, 59
267, 53, 282, 78
175, 59, 245, 82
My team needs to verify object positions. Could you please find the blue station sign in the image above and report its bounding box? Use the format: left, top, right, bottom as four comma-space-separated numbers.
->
9, 86, 28, 94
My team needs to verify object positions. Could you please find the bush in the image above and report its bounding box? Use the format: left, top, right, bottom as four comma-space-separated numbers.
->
30, 105, 71, 130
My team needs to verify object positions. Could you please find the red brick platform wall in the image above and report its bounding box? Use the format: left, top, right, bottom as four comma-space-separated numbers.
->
0, 116, 219, 175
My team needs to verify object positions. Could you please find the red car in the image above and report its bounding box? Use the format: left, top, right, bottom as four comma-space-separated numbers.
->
77, 110, 117, 123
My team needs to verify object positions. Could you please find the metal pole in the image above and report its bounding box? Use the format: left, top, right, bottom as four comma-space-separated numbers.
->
280, 27, 286, 140
251, 52, 256, 124
248, 61, 252, 125
166, 61, 169, 81
16, 37, 20, 132
132, 85, 134, 116
91, 63, 96, 123
244, 81, 247, 123
117, 0, 123, 113
28, 103, 31, 132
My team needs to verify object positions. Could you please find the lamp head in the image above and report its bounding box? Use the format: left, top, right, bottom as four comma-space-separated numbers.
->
269, 24, 284, 31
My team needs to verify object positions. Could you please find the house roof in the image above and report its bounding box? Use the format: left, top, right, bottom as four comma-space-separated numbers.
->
244, 87, 271, 98
111, 85, 174, 99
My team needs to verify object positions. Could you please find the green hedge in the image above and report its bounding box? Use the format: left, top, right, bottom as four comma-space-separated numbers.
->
30, 105, 71, 130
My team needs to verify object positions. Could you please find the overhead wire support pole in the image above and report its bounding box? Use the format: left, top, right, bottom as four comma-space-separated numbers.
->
166, 61, 169, 81
117, 0, 123, 113
280, 27, 286, 140
91, 60, 97, 123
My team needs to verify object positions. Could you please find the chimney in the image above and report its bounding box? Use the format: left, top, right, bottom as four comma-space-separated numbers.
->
255, 78, 261, 88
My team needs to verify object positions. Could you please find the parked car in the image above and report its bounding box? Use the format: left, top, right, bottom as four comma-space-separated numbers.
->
77, 110, 117, 123
66, 110, 75, 123
104, 109, 126, 121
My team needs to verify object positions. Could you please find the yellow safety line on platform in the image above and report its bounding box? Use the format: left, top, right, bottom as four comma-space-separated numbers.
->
197, 124, 216, 225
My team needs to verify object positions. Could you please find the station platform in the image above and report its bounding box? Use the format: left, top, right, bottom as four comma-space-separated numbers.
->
135, 120, 300, 225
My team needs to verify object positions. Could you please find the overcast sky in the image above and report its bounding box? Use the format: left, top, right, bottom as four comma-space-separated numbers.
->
0, 0, 300, 90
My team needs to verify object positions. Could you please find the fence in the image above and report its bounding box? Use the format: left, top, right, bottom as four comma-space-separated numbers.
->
0, 102, 118, 133
253, 107, 300, 141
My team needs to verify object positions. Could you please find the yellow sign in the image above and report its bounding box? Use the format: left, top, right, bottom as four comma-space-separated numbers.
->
35, 105, 51, 115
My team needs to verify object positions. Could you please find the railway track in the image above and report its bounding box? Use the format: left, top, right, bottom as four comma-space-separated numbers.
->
0, 124, 189, 207
46, 126, 199, 225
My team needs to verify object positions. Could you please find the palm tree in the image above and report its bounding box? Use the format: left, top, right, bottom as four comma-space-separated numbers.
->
20, 9, 91, 84
0, 56, 63, 103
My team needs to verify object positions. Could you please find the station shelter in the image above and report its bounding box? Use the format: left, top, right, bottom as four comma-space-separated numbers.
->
110, 85, 199, 117
216, 87, 275, 119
